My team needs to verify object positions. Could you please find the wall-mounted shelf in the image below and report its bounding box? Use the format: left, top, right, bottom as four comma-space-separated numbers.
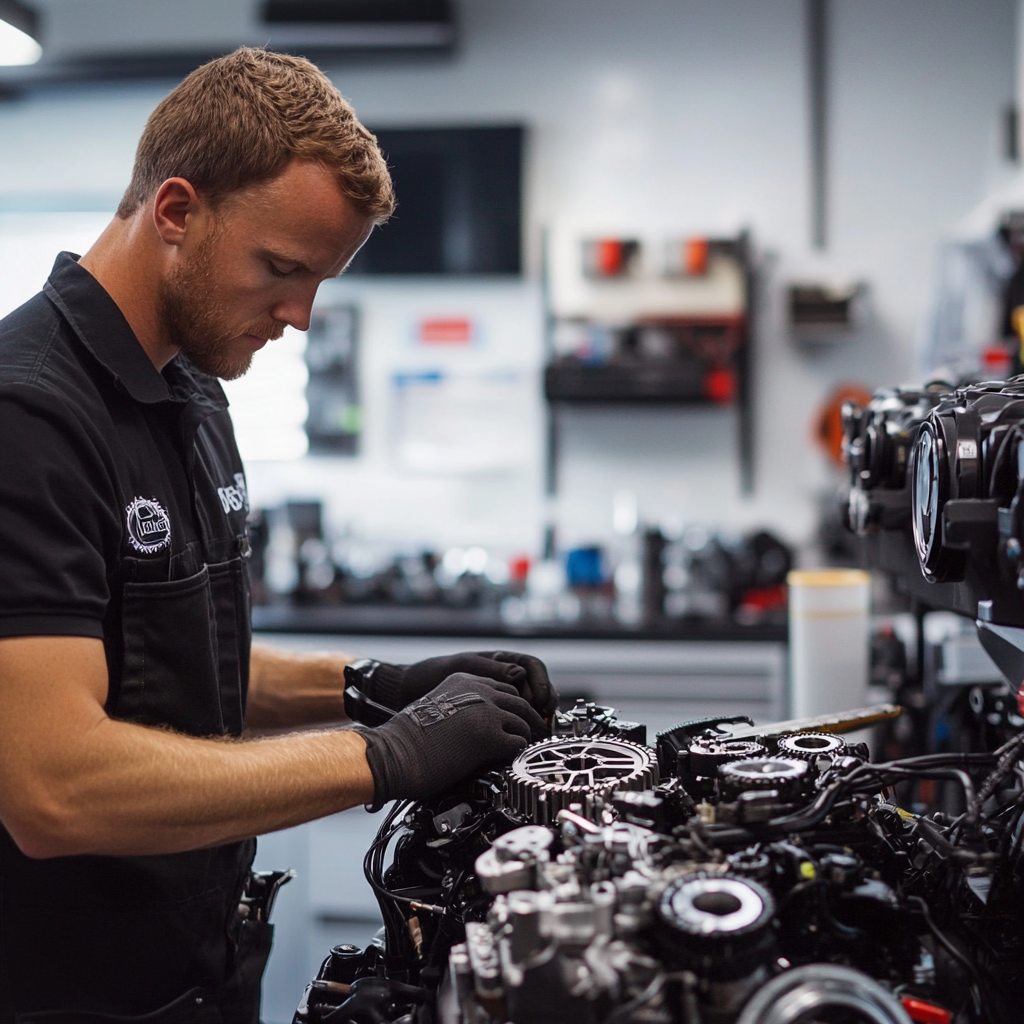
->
542, 230, 756, 493
545, 359, 721, 403
545, 313, 744, 404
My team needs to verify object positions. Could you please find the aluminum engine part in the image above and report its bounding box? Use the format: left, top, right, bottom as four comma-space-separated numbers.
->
656, 875, 776, 983
658, 876, 774, 940
727, 848, 774, 883
464, 922, 502, 1003
687, 738, 768, 776
475, 825, 554, 895
507, 737, 658, 824
717, 757, 809, 800
776, 732, 846, 768
734, 962, 913, 1024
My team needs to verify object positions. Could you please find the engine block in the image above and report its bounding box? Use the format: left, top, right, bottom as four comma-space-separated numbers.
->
294, 702, 1024, 1024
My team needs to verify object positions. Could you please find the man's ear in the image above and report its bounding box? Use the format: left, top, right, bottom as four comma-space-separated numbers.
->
152, 177, 202, 247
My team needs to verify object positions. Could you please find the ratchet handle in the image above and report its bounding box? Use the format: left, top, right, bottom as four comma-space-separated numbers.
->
343, 683, 397, 726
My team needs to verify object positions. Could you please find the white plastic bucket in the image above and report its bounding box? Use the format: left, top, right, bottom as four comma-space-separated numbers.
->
787, 569, 871, 718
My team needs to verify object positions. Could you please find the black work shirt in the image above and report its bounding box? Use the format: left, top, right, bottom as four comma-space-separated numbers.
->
0, 252, 251, 709
0, 253, 257, 1018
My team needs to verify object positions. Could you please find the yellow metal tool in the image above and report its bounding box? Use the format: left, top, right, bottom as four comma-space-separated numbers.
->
720, 703, 902, 744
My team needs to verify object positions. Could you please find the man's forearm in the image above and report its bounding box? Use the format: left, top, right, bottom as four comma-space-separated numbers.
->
246, 642, 355, 729
0, 634, 375, 858
10, 718, 374, 858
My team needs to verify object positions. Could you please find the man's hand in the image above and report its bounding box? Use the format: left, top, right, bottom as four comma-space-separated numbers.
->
474, 650, 559, 719
0, 636, 374, 858
350, 651, 558, 719
357, 673, 546, 808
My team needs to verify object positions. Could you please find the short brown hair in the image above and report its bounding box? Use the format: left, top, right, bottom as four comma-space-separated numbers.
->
117, 47, 394, 222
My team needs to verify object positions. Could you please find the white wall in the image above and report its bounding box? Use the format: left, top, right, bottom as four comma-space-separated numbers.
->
0, 0, 1016, 554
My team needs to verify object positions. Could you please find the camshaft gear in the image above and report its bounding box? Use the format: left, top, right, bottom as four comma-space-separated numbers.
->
688, 738, 767, 776
507, 737, 659, 824
717, 758, 808, 801
777, 733, 846, 767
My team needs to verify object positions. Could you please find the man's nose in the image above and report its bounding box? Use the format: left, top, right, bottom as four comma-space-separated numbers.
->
271, 288, 317, 333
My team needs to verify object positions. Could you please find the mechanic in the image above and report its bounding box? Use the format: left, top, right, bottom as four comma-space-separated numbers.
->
0, 48, 557, 1024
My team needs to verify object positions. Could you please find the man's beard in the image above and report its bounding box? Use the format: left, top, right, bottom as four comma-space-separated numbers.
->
157, 235, 283, 381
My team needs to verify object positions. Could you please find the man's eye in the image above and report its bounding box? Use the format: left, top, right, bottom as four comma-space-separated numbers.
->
269, 263, 296, 278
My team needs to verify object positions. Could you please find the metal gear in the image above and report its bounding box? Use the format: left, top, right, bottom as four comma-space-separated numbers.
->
688, 738, 768, 776
658, 875, 775, 940
777, 732, 846, 764
717, 757, 809, 801
656, 875, 777, 981
507, 736, 659, 824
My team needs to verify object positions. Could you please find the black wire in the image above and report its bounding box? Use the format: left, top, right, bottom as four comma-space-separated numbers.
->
363, 800, 416, 965
445, 867, 472, 923
977, 732, 1024, 807
906, 895, 997, 1022
761, 757, 991, 835
990, 799, 1024, 905
601, 973, 664, 1024
907, 898, 983, 991
699, 751, 1005, 845
984, 420, 1024, 496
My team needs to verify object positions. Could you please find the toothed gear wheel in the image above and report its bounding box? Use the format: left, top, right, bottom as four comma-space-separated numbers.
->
777, 733, 846, 762
717, 757, 809, 800
508, 737, 659, 824
688, 738, 768, 776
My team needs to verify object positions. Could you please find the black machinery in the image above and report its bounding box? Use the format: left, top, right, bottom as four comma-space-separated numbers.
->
843, 376, 1024, 696
289, 374, 1024, 1024
292, 695, 1023, 1024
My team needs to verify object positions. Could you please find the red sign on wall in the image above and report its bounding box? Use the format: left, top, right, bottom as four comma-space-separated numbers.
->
419, 317, 474, 344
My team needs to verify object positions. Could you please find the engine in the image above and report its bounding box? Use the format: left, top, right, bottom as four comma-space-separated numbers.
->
294, 701, 1024, 1024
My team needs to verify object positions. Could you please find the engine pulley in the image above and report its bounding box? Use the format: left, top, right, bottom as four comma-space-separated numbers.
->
507, 736, 658, 824
717, 757, 808, 801
735, 963, 913, 1024
687, 738, 768, 776
659, 876, 773, 938
657, 875, 776, 981
776, 732, 846, 767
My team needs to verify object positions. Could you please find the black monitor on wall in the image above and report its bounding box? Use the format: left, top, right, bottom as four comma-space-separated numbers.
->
346, 125, 523, 276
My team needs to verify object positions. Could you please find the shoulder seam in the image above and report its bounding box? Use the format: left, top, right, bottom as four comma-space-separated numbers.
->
26, 315, 62, 386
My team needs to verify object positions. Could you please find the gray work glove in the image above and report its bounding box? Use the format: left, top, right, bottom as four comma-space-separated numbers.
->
356, 674, 546, 810
348, 651, 558, 720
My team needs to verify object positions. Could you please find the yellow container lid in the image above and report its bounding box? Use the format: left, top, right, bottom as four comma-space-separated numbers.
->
787, 569, 870, 588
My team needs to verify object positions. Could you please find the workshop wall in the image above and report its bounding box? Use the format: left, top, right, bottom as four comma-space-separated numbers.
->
0, 0, 1015, 555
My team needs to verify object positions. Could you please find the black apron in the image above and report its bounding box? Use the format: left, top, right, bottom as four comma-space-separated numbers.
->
0, 409, 271, 1024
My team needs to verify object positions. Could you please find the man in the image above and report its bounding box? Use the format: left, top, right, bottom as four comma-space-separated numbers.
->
0, 48, 556, 1022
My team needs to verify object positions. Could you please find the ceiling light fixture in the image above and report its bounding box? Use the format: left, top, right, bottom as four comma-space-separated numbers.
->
0, 0, 41, 66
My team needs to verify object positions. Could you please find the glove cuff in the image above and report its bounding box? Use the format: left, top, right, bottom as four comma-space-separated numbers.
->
369, 662, 408, 710
351, 725, 392, 812
345, 659, 408, 711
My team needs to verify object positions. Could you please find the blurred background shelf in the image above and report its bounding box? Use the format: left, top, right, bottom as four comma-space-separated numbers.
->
544, 359, 724, 403
252, 603, 787, 642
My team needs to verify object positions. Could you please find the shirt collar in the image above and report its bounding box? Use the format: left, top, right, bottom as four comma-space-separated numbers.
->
43, 251, 227, 411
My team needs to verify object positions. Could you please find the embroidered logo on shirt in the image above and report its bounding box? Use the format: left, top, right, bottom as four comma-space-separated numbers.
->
125, 496, 172, 554
217, 473, 249, 515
